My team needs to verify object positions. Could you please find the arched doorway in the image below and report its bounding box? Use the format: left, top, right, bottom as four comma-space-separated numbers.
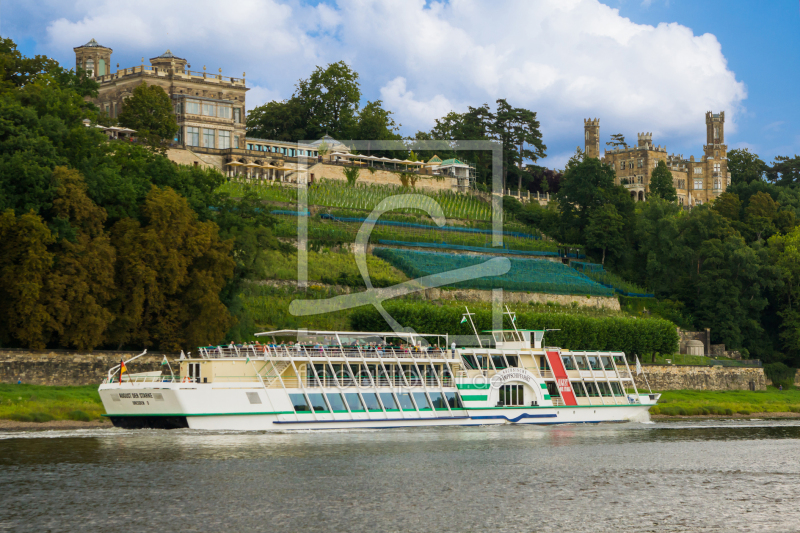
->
638, 190, 644, 202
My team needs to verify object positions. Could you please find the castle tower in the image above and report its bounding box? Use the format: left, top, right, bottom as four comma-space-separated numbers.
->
74, 38, 113, 78
704, 111, 726, 160
637, 132, 652, 148
584, 118, 600, 159
149, 49, 188, 72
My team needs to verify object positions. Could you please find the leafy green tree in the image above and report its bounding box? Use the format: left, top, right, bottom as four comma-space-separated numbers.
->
648, 160, 677, 202
118, 82, 178, 150
108, 186, 235, 350
727, 148, 767, 185
492, 99, 546, 192
0, 209, 57, 348
295, 61, 361, 139
712, 192, 742, 222
556, 156, 619, 238
606, 134, 627, 148
767, 155, 800, 186
768, 226, 800, 364
585, 204, 625, 265
245, 98, 308, 142
745, 191, 778, 241
356, 100, 401, 156
343, 166, 360, 186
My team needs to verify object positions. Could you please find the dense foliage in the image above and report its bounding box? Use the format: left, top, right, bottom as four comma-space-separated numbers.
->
350, 301, 678, 358
0, 38, 282, 351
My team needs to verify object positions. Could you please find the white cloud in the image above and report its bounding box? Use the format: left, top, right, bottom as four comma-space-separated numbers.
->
379, 77, 455, 132
29, 0, 746, 163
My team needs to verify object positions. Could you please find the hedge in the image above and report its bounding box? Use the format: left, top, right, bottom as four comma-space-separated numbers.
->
350, 301, 679, 357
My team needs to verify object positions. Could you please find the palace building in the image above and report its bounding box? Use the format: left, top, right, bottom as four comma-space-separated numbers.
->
584, 113, 730, 206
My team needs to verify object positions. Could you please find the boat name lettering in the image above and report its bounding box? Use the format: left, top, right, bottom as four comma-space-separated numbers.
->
490, 368, 536, 386
118, 393, 153, 399
557, 378, 573, 393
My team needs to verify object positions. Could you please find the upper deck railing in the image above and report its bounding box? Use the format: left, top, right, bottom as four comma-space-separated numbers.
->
96, 66, 245, 86
197, 344, 453, 361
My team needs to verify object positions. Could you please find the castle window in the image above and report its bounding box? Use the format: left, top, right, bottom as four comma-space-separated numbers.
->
694, 167, 702, 174
637, 159, 643, 168
620, 161, 625, 170
186, 100, 200, 114
218, 130, 231, 149
234, 108, 241, 123
637, 175, 643, 184
714, 163, 721, 174
186, 127, 199, 147
234, 135, 239, 148
202, 128, 215, 148
628, 161, 634, 169
202, 103, 216, 117
218, 106, 232, 119
85, 58, 94, 77
694, 179, 703, 190
714, 179, 721, 190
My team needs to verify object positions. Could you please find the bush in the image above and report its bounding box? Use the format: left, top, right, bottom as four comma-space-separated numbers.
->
764, 362, 796, 388
11, 411, 54, 423
737, 410, 751, 415
350, 300, 679, 356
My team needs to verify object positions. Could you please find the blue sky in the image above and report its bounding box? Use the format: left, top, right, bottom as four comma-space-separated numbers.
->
2, 0, 798, 169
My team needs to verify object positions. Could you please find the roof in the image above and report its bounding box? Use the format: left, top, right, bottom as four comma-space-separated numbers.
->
76, 38, 108, 49
151, 49, 186, 61
440, 158, 465, 165
427, 155, 443, 163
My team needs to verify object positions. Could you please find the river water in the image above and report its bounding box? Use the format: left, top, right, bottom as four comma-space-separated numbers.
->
2, 419, 800, 532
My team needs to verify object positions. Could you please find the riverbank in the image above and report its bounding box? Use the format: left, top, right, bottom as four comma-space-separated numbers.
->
650, 387, 800, 416
0, 384, 104, 423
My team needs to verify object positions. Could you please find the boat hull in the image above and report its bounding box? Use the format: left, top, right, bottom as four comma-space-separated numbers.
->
100, 383, 653, 431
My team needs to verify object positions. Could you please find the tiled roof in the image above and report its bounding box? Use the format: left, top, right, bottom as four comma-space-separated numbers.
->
78, 38, 105, 48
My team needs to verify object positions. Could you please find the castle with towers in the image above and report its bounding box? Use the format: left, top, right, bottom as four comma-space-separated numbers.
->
584, 113, 730, 206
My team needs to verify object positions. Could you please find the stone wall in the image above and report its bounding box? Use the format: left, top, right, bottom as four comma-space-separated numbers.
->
634, 364, 767, 391
307, 163, 457, 192
0, 350, 178, 386
166, 147, 225, 172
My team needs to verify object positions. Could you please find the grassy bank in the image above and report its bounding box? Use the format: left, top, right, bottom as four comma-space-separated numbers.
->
0, 384, 104, 422
650, 387, 800, 416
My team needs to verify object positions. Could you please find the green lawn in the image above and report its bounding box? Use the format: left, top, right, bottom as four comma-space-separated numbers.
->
650, 387, 800, 416
0, 384, 104, 422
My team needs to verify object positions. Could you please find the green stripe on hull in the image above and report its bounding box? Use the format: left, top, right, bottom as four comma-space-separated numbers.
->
460, 395, 489, 401
456, 384, 491, 390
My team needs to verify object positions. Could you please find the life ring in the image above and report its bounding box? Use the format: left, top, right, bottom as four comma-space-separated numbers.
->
182, 376, 191, 383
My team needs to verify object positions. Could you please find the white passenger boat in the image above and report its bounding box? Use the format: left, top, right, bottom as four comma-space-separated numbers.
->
99, 310, 658, 430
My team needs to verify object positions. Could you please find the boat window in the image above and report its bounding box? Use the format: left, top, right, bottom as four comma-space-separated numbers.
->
307, 393, 329, 412
575, 356, 588, 370
361, 393, 383, 412
344, 393, 365, 412
326, 393, 347, 411
403, 365, 421, 385
572, 382, 587, 397
499, 384, 523, 406
539, 356, 550, 371
610, 382, 624, 396
379, 392, 398, 410
584, 382, 600, 397
505, 356, 519, 368
562, 356, 575, 370
462, 354, 479, 369
413, 392, 432, 410
587, 356, 600, 370
445, 392, 463, 409
492, 355, 507, 369
428, 392, 447, 410
396, 393, 416, 411
289, 393, 311, 412
597, 382, 612, 397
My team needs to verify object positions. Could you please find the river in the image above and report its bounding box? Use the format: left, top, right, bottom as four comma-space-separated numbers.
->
1, 419, 799, 532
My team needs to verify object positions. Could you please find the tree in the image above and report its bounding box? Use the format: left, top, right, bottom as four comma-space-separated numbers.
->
649, 160, 677, 202
245, 98, 308, 142
356, 100, 401, 156
295, 61, 361, 139
118, 82, 178, 150
767, 155, 800, 186
556, 156, 618, 237
606, 133, 627, 148
584, 204, 625, 265
343, 166, 360, 186
769, 227, 800, 364
727, 148, 767, 185
492, 99, 546, 192
745, 191, 778, 241
108, 186, 235, 350
712, 192, 742, 222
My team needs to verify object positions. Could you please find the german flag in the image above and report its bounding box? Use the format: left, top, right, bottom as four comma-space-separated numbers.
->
119, 360, 128, 384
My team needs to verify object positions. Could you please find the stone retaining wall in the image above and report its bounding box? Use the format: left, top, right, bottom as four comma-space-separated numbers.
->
0, 350, 178, 386
634, 364, 767, 391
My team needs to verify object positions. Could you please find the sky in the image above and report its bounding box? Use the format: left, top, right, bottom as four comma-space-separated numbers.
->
1, 0, 798, 169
